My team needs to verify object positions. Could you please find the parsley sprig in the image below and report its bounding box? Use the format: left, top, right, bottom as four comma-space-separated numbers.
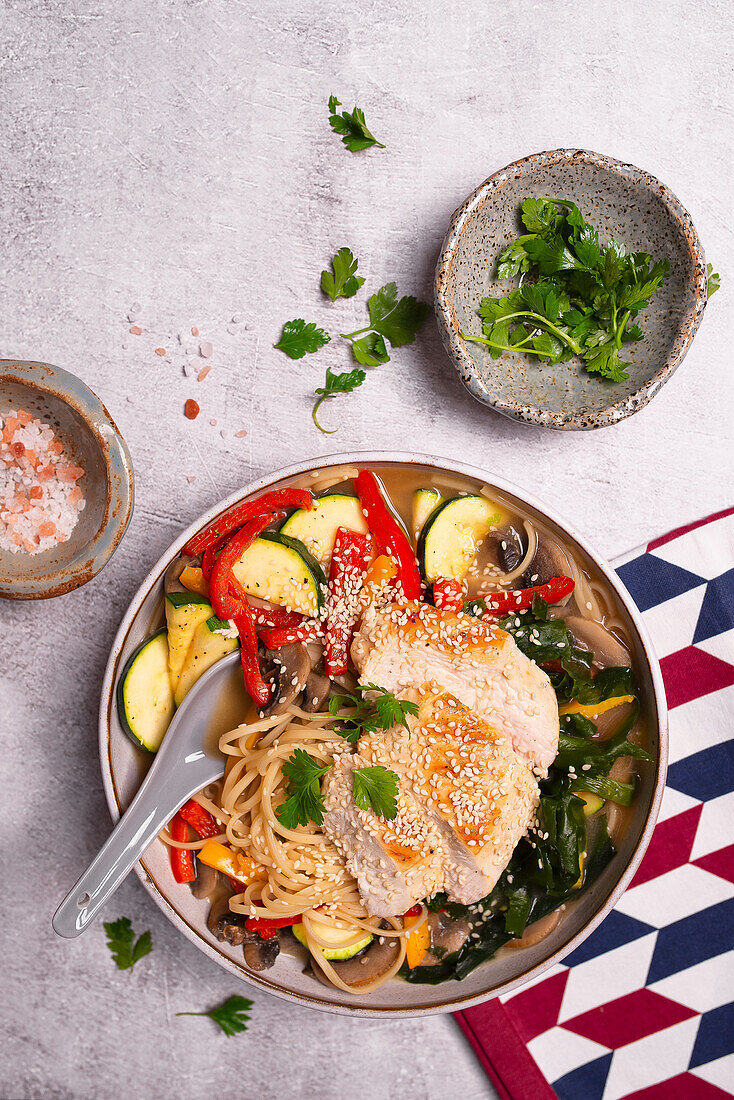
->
706, 262, 721, 299
104, 917, 152, 972
328, 95, 385, 152
341, 282, 430, 364
328, 683, 419, 743
274, 319, 330, 359
321, 247, 365, 301
312, 367, 366, 433
352, 765, 399, 820
177, 995, 253, 1037
461, 197, 671, 383
276, 748, 333, 829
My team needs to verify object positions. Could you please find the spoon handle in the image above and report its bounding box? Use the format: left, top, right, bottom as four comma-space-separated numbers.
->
52, 748, 222, 938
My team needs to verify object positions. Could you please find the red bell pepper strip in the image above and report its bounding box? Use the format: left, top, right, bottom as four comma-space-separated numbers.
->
169, 813, 196, 883
479, 575, 575, 618
259, 621, 323, 649
209, 512, 286, 620
402, 903, 422, 919
433, 577, 464, 611
232, 603, 272, 709
249, 603, 305, 630
179, 799, 221, 840
201, 530, 231, 582
324, 527, 373, 677
183, 488, 313, 557
244, 915, 299, 939
354, 470, 422, 600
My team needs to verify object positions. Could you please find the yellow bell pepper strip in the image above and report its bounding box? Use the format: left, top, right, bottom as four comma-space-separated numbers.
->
179, 564, 209, 597
558, 695, 635, 719
403, 903, 430, 968
363, 553, 398, 589
197, 840, 264, 886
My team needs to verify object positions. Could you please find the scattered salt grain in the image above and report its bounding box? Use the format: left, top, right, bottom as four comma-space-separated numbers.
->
128, 302, 141, 319
129, 325, 142, 335
0, 408, 86, 555
197, 365, 211, 382
209, 418, 218, 426
227, 323, 237, 335
219, 429, 227, 439
191, 326, 199, 337
187, 475, 197, 483
155, 347, 166, 357
199, 341, 213, 358
183, 361, 196, 378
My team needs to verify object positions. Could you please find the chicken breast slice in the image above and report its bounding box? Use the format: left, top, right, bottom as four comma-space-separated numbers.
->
322, 690, 539, 917
352, 601, 559, 772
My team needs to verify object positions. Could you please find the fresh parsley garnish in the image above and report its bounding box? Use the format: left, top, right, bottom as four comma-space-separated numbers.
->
104, 917, 152, 972
312, 367, 366, 433
461, 197, 671, 383
321, 247, 365, 301
274, 319, 330, 359
177, 995, 253, 1037
352, 765, 399, 820
340, 281, 430, 364
328, 95, 385, 152
329, 683, 418, 743
706, 263, 721, 299
275, 747, 333, 829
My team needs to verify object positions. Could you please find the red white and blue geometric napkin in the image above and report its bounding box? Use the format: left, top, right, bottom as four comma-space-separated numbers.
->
455, 507, 734, 1100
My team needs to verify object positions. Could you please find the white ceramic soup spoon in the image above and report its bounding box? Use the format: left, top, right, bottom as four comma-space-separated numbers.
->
53, 649, 242, 938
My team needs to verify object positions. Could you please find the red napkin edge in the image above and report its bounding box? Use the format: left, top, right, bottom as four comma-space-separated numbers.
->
456, 999, 557, 1100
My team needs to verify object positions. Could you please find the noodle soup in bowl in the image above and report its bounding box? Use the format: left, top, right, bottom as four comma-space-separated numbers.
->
100, 453, 667, 1017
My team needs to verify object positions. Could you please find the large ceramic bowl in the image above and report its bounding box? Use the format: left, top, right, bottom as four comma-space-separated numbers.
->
0, 360, 134, 598
98, 452, 667, 1017
435, 149, 709, 430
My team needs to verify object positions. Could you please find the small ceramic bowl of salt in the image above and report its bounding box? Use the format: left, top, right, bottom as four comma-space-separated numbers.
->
0, 360, 133, 598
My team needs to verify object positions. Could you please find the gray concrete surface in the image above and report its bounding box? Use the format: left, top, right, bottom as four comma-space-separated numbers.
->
1, 1, 732, 1097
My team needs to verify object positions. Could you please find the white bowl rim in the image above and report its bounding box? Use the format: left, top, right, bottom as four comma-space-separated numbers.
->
98, 450, 668, 1017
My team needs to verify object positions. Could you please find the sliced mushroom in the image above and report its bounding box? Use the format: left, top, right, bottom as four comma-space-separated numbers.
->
416, 911, 471, 967
207, 894, 258, 947
521, 534, 573, 588
311, 935, 400, 989
164, 554, 197, 595
303, 664, 332, 713
244, 937, 280, 971
492, 526, 526, 574
564, 615, 630, 669
332, 669, 359, 694
189, 862, 219, 900
262, 643, 313, 716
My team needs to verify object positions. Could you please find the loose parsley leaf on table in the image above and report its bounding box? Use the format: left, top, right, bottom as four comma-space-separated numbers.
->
104, 917, 152, 972
177, 995, 253, 1037
329, 683, 418, 743
274, 319, 330, 359
312, 366, 366, 433
352, 765, 399, 820
321, 247, 365, 301
706, 262, 721, 299
328, 95, 385, 152
461, 197, 671, 383
340, 281, 430, 362
275, 747, 333, 828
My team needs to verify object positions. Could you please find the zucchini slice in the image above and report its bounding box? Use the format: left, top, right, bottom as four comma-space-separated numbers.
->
174, 615, 240, 706
279, 493, 368, 567
412, 488, 443, 544
292, 918, 373, 961
231, 532, 327, 616
418, 494, 507, 583
117, 631, 176, 752
165, 592, 213, 690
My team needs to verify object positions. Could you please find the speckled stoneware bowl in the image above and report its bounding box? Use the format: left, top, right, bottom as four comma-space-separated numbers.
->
98, 452, 667, 1018
0, 360, 134, 599
435, 149, 709, 430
